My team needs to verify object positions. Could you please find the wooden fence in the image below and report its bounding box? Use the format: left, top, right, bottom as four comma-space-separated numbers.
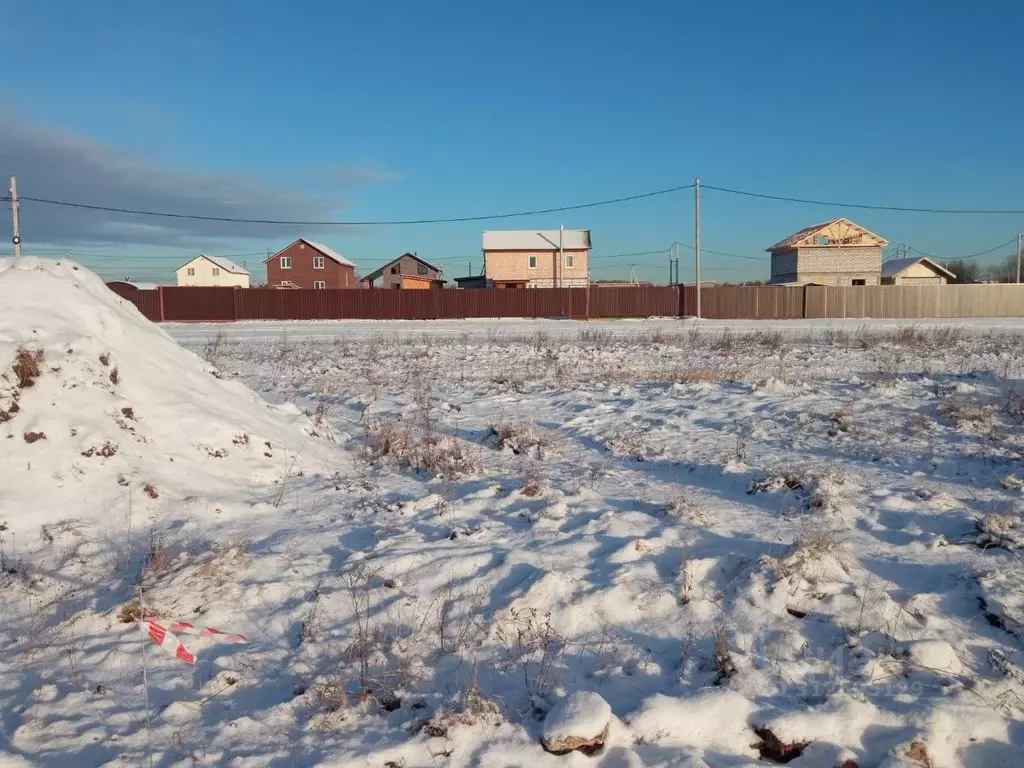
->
106, 283, 1024, 323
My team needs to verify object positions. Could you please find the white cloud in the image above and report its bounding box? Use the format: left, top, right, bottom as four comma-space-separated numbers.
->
0, 114, 397, 247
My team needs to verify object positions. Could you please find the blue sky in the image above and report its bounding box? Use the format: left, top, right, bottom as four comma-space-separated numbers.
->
2, 0, 1023, 283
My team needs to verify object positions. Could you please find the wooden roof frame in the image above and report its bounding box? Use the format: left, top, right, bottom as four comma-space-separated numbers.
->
767, 217, 889, 252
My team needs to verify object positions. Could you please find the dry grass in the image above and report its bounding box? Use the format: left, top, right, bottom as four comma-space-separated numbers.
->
975, 510, 1024, 550
665, 494, 713, 526
495, 608, 565, 698
422, 679, 502, 738
831, 407, 855, 434
674, 369, 727, 383
309, 676, 352, 729
1001, 475, 1023, 491
116, 601, 159, 624
768, 524, 848, 584
23, 431, 46, 443
364, 416, 478, 479
937, 397, 995, 428
488, 420, 558, 459
713, 626, 737, 684
607, 425, 656, 461
13, 348, 44, 389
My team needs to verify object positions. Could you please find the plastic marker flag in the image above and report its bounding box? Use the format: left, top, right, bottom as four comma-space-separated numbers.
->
141, 619, 248, 665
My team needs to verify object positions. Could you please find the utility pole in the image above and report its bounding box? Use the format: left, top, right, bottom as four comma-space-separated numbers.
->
694, 177, 701, 319
9, 177, 22, 261
561, 227, 569, 292
668, 244, 674, 285
1011, 234, 1019, 286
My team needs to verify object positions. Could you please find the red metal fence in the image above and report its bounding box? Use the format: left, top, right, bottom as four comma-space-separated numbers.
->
108, 285, 684, 322
106, 283, 1024, 322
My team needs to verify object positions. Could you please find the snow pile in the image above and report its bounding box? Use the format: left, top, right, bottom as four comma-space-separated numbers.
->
0, 257, 333, 527
541, 691, 612, 754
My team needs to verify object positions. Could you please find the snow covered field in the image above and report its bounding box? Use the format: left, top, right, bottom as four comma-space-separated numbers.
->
165, 316, 1024, 345
3, 259, 1024, 767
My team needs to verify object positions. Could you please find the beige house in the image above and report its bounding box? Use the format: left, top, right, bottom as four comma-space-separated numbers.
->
768, 218, 888, 286
881, 256, 954, 285
175, 254, 250, 288
482, 230, 590, 288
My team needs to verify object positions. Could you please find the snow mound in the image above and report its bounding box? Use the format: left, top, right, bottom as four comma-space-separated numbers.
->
0, 258, 333, 527
541, 690, 612, 754
905, 639, 961, 672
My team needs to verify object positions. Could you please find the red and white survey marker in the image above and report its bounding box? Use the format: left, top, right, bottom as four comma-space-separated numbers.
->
141, 618, 248, 665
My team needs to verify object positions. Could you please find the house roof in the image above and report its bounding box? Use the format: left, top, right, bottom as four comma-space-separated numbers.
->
108, 280, 160, 290
881, 256, 956, 280
265, 238, 356, 267
361, 252, 444, 281
483, 230, 591, 251
176, 254, 249, 275
767, 218, 889, 252
203, 255, 249, 274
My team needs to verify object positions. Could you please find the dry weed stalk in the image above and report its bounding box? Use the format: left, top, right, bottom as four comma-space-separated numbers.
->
13, 347, 44, 388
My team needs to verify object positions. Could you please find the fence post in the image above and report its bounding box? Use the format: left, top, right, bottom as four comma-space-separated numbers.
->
157, 285, 165, 323
232, 287, 240, 322
802, 285, 807, 319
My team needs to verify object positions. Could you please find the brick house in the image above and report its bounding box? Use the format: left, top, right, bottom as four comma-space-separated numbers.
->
768, 218, 888, 286
881, 256, 955, 285
360, 253, 444, 289
482, 229, 590, 288
264, 238, 356, 289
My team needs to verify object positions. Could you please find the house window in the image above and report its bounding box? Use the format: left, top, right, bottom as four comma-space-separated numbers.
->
566, 254, 574, 268
391, 266, 399, 274
852, 279, 866, 286
187, 267, 195, 276
417, 263, 428, 275
281, 256, 292, 269
528, 255, 537, 269
313, 280, 326, 290
212, 268, 220, 276
313, 256, 325, 270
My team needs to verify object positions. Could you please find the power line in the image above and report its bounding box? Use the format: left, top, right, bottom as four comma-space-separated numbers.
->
0, 183, 696, 226
28, 249, 267, 260
8, 179, 1024, 229
674, 241, 766, 261
703, 184, 1024, 215
590, 248, 671, 261
907, 238, 1018, 262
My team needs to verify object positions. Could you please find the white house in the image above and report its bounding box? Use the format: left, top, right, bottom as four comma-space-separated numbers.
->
482, 230, 591, 288
175, 254, 250, 288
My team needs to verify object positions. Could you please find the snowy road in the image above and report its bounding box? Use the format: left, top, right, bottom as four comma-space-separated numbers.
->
163, 315, 1024, 343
